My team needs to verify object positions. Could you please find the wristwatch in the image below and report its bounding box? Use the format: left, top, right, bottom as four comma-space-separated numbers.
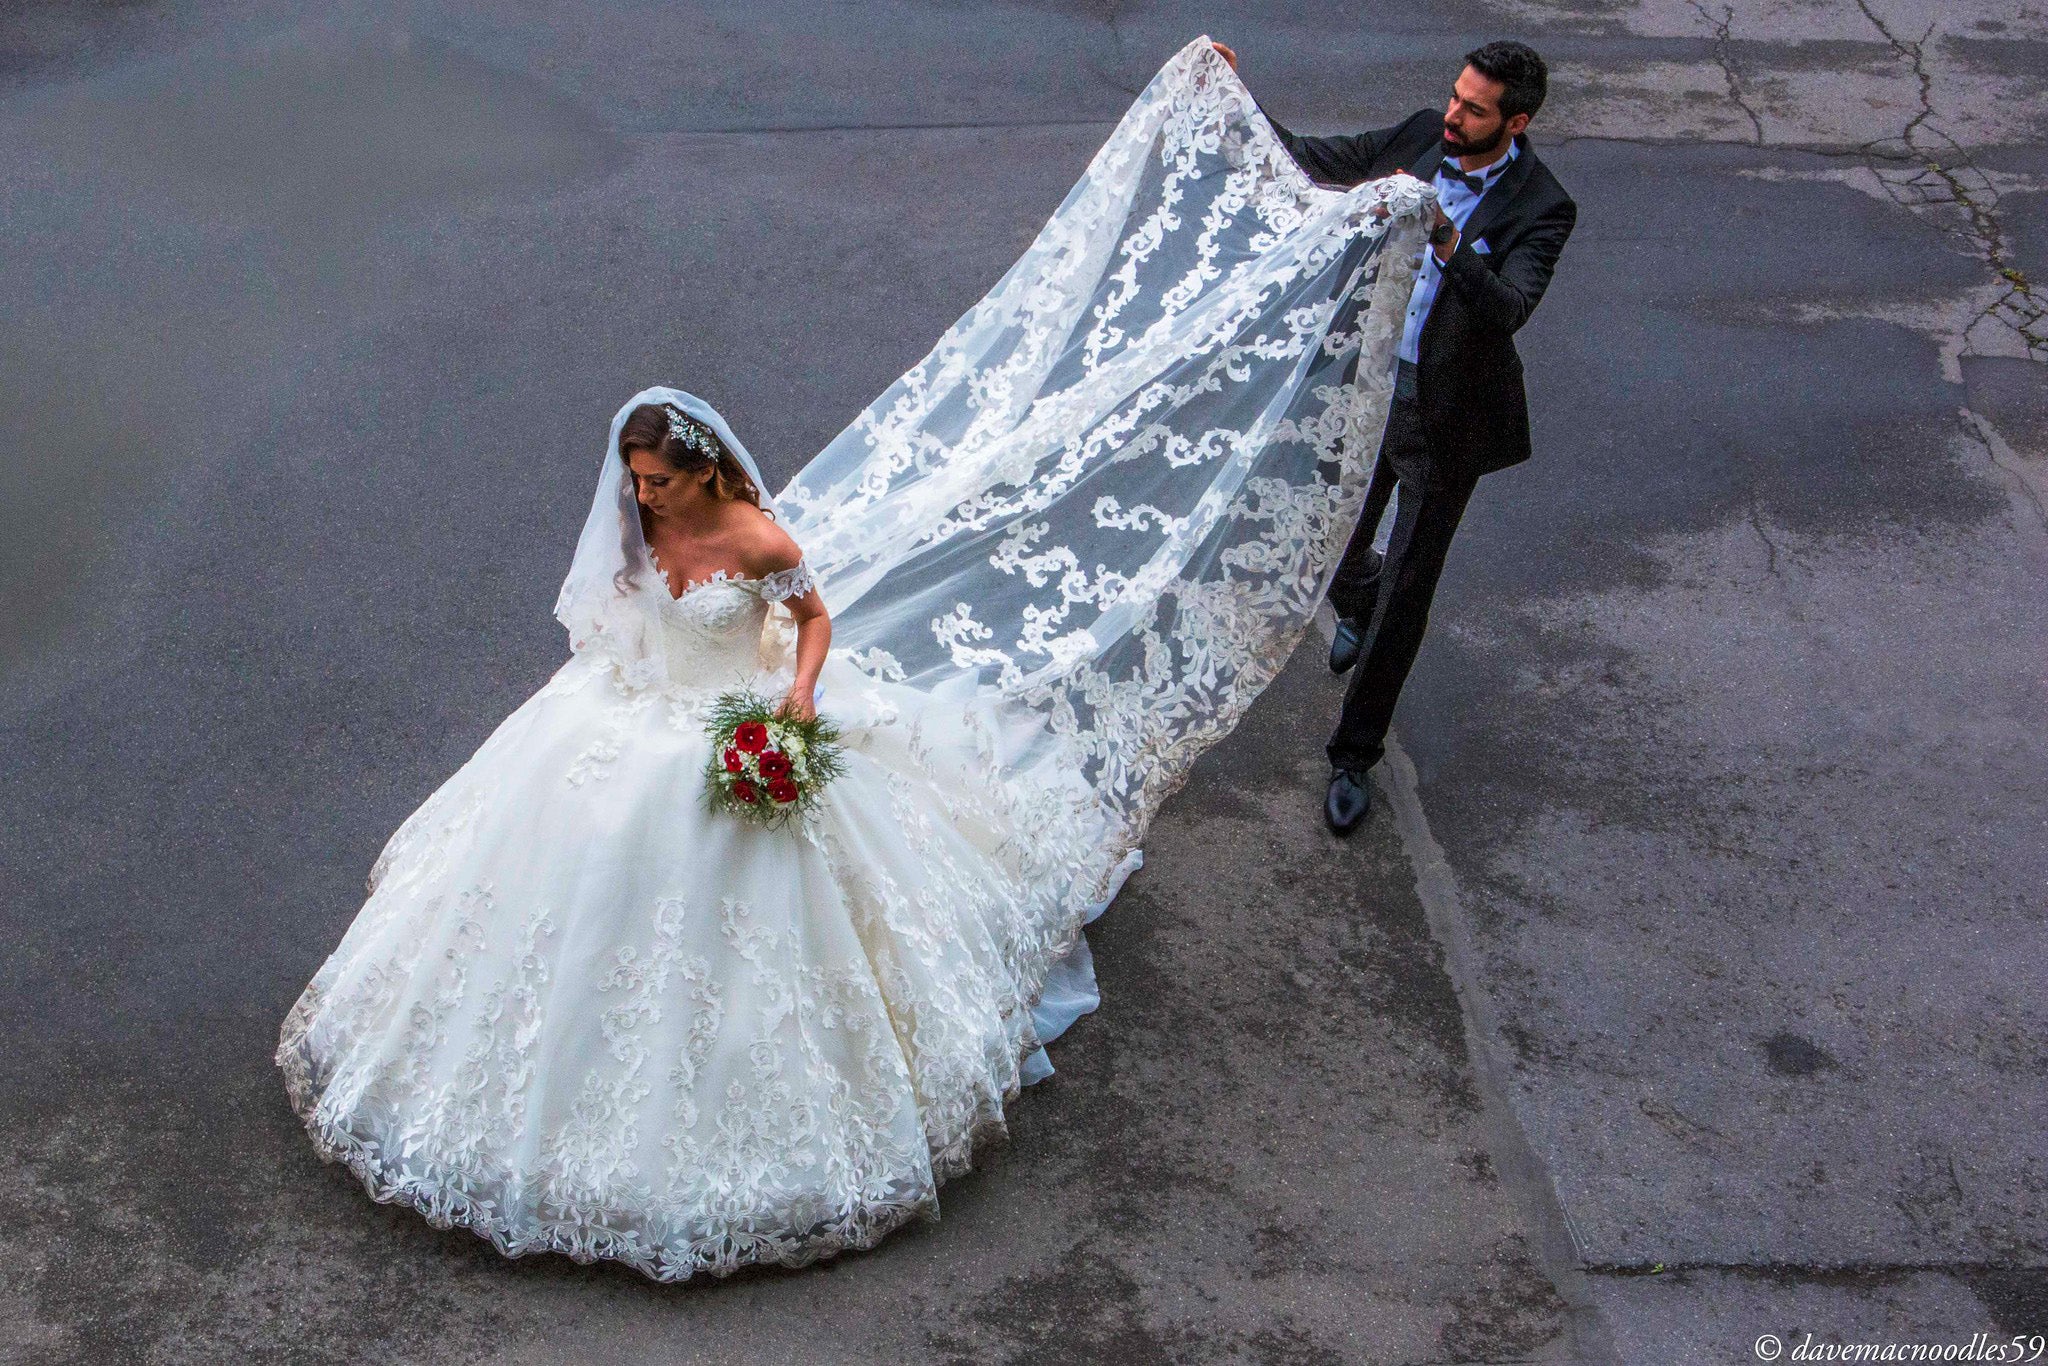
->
1429, 222, 1458, 249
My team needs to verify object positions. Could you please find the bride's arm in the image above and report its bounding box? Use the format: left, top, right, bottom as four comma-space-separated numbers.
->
739, 514, 830, 721
779, 588, 829, 723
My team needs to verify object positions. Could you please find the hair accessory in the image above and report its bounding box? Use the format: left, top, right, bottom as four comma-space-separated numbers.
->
663, 404, 722, 461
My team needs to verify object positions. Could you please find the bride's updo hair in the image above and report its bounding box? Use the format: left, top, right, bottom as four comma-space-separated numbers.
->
618, 402, 765, 510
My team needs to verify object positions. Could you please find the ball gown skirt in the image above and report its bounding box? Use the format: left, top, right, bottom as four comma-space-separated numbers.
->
276, 570, 1136, 1281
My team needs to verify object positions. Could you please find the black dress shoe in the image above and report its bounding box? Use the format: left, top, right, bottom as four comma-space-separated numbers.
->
1329, 617, 1363, 675
1325, 767, 1372, 834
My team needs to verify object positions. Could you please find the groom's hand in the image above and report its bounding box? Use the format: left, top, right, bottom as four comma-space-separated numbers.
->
1358, 167, 1410, 223
1211, 40, 1238, 70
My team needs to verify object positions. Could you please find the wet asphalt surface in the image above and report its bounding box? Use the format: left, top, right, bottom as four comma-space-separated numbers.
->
2, 2, 2044, 1362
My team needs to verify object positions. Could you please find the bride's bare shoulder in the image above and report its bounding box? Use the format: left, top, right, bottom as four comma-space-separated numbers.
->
732, 504, 805, 578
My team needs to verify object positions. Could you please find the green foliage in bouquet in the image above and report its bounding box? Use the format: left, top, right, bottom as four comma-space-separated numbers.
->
702, 689, 847, 827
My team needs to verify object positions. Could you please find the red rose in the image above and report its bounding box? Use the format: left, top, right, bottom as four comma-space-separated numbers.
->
723, 747, 744, 774
767, 778, 800, 804
734, 721, 769, 754
757, 750, 791, 780
732, 779, 758, 804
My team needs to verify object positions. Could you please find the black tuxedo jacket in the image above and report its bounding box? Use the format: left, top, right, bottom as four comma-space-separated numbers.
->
1264, 107, 1577, 478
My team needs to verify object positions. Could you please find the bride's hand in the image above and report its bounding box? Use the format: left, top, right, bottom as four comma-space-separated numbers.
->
777, 687, 817, 723
1210, 41, 1238, 71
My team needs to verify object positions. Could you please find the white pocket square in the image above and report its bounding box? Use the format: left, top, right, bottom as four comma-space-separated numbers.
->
1471, 238, 1491, 255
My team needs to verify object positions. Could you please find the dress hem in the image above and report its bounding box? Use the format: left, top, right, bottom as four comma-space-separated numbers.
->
275, 835, 1144, 1286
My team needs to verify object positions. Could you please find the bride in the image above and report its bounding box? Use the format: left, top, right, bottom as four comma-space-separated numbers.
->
277, 37, 1432, 1281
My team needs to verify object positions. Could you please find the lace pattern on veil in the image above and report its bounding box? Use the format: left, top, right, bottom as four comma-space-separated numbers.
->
780, 37, 1432, 878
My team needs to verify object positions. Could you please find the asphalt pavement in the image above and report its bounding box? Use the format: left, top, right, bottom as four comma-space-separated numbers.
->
2, 2, 2043, 1363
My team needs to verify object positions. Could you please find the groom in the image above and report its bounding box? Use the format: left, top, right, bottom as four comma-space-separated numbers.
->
1214, 40, 1578, 833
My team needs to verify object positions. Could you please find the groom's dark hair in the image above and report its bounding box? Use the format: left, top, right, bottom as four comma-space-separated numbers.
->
1464, 41, 1548, 121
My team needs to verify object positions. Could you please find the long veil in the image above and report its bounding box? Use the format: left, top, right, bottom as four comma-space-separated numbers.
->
776, 38, 1432, 886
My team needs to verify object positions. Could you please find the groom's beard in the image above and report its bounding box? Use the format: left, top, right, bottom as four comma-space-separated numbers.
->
1441, 123, 1507, 158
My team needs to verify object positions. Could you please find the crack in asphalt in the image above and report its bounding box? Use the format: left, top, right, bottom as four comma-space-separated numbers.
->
1644, 2, 2047, 554
1685, 0, 1766, 144
1072, 0, 1142, 103
1100, 1, 1142, 99
1844, 0, 2044, 361
1624, 1, 2047, 370
1856, 1, 1940, 145
1745, 504, 1785, 581
1961, 406, 2048, 526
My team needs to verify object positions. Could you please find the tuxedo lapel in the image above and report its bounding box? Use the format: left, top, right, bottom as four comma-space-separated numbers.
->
1409, 139, 1448, 183
1459, 134, 1537, 250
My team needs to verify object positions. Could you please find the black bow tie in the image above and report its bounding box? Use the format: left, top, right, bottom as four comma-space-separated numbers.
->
1441, 167, 1491, 196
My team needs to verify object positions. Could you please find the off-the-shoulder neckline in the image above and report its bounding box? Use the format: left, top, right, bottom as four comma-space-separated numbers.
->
650, 552, 807, 603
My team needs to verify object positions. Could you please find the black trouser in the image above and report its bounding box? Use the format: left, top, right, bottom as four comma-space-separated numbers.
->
1325, 389, 1478, 773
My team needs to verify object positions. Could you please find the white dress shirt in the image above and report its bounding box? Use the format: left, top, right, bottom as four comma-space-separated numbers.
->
1398, 140, 1519, 364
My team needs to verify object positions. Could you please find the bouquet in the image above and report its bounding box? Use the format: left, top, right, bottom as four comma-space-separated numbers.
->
703, 689, 846, 826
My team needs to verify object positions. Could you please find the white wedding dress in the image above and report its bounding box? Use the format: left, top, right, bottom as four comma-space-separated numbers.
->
278, 38, 1431, 1281
279, 554, 1132, 1277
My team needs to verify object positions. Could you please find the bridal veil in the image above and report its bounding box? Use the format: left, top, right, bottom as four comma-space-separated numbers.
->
781, 38, 1431, 880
